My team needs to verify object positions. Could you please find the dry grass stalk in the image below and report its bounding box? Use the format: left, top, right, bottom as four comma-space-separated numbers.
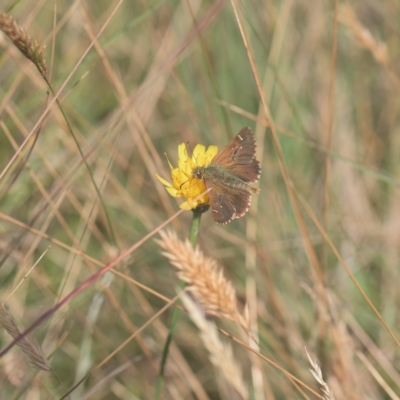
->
306, 348, 336, 400
157, 230, 247, 326
2, 351, 27, 386
181, 293, 248, 400
0, 12, 47, 78
339, 5, 389, 67
0, 303, 51, 371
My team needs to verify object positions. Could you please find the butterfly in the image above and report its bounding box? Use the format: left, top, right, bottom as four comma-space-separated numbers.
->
192, 127, 261, 224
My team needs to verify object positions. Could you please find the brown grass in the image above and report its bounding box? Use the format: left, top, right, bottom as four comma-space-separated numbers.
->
181, 293, 248, 400
306, 348, 336, 400
157, 230, 248, 329
0, 13, 47, 78
1, 1, 400, 398
0, 303, 51, 371
338, 5, 389, 67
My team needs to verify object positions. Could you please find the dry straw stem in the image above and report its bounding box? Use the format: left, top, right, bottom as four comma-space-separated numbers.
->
181, 293, 248, 400
157, 230, 248, 327
306, 348, 336, 400
356, 351, 400, 400
0, 12, 47, 78
0, 303, 51, 371
338, 5, 388, 66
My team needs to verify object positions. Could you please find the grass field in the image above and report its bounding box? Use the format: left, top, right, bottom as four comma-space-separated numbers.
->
1, 1, 400, 399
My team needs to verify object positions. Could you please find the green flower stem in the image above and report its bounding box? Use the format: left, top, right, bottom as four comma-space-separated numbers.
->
153, 209, 202, 399
188, 208, 202, 246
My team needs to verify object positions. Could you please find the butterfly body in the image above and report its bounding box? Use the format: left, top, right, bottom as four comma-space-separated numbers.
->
192, 127, 261, 225
194, 165, 258, 193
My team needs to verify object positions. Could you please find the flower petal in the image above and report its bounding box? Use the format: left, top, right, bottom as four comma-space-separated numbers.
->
179, 201, 193, 210
178, 143, 189, 161
192, 144, 206, 163
166, 187, 180, 197
204, 145, 218, 164
156, 174, 173, 187
164, 153, 174, 170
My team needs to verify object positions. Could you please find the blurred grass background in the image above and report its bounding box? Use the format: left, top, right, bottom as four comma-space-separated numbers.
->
1, 0, 400, 399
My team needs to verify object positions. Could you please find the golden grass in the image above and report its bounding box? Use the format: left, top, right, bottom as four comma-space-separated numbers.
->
181, 293, 248, 400
306, 348, 336, 400
0, 303, 50, 371
339, 5, 389, 67
1, 1, 400, 399
0, 12, 47, 78
157, 230, 247, 327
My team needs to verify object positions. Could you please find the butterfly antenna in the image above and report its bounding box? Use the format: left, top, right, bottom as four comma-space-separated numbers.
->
180, 177, 191, 190
181, 178, 204, 191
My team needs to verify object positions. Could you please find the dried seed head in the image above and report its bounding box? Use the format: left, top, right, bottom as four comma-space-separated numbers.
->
0, 303, 51, 371
157, 230, 239, 322
0, 13, 47, 78
182, 293, 248, 399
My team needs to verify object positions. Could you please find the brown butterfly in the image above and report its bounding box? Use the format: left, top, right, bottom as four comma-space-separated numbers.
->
192, 127, 261, 224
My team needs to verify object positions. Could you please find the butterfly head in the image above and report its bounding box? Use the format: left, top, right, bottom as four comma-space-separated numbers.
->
192, 166, 205, 180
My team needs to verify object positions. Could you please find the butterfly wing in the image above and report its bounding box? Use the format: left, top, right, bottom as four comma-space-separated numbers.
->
205, 179, 252, 225
211, 127, 261, 183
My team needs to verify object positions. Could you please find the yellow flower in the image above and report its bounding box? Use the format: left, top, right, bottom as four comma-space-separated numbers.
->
157, 142, 218, 210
